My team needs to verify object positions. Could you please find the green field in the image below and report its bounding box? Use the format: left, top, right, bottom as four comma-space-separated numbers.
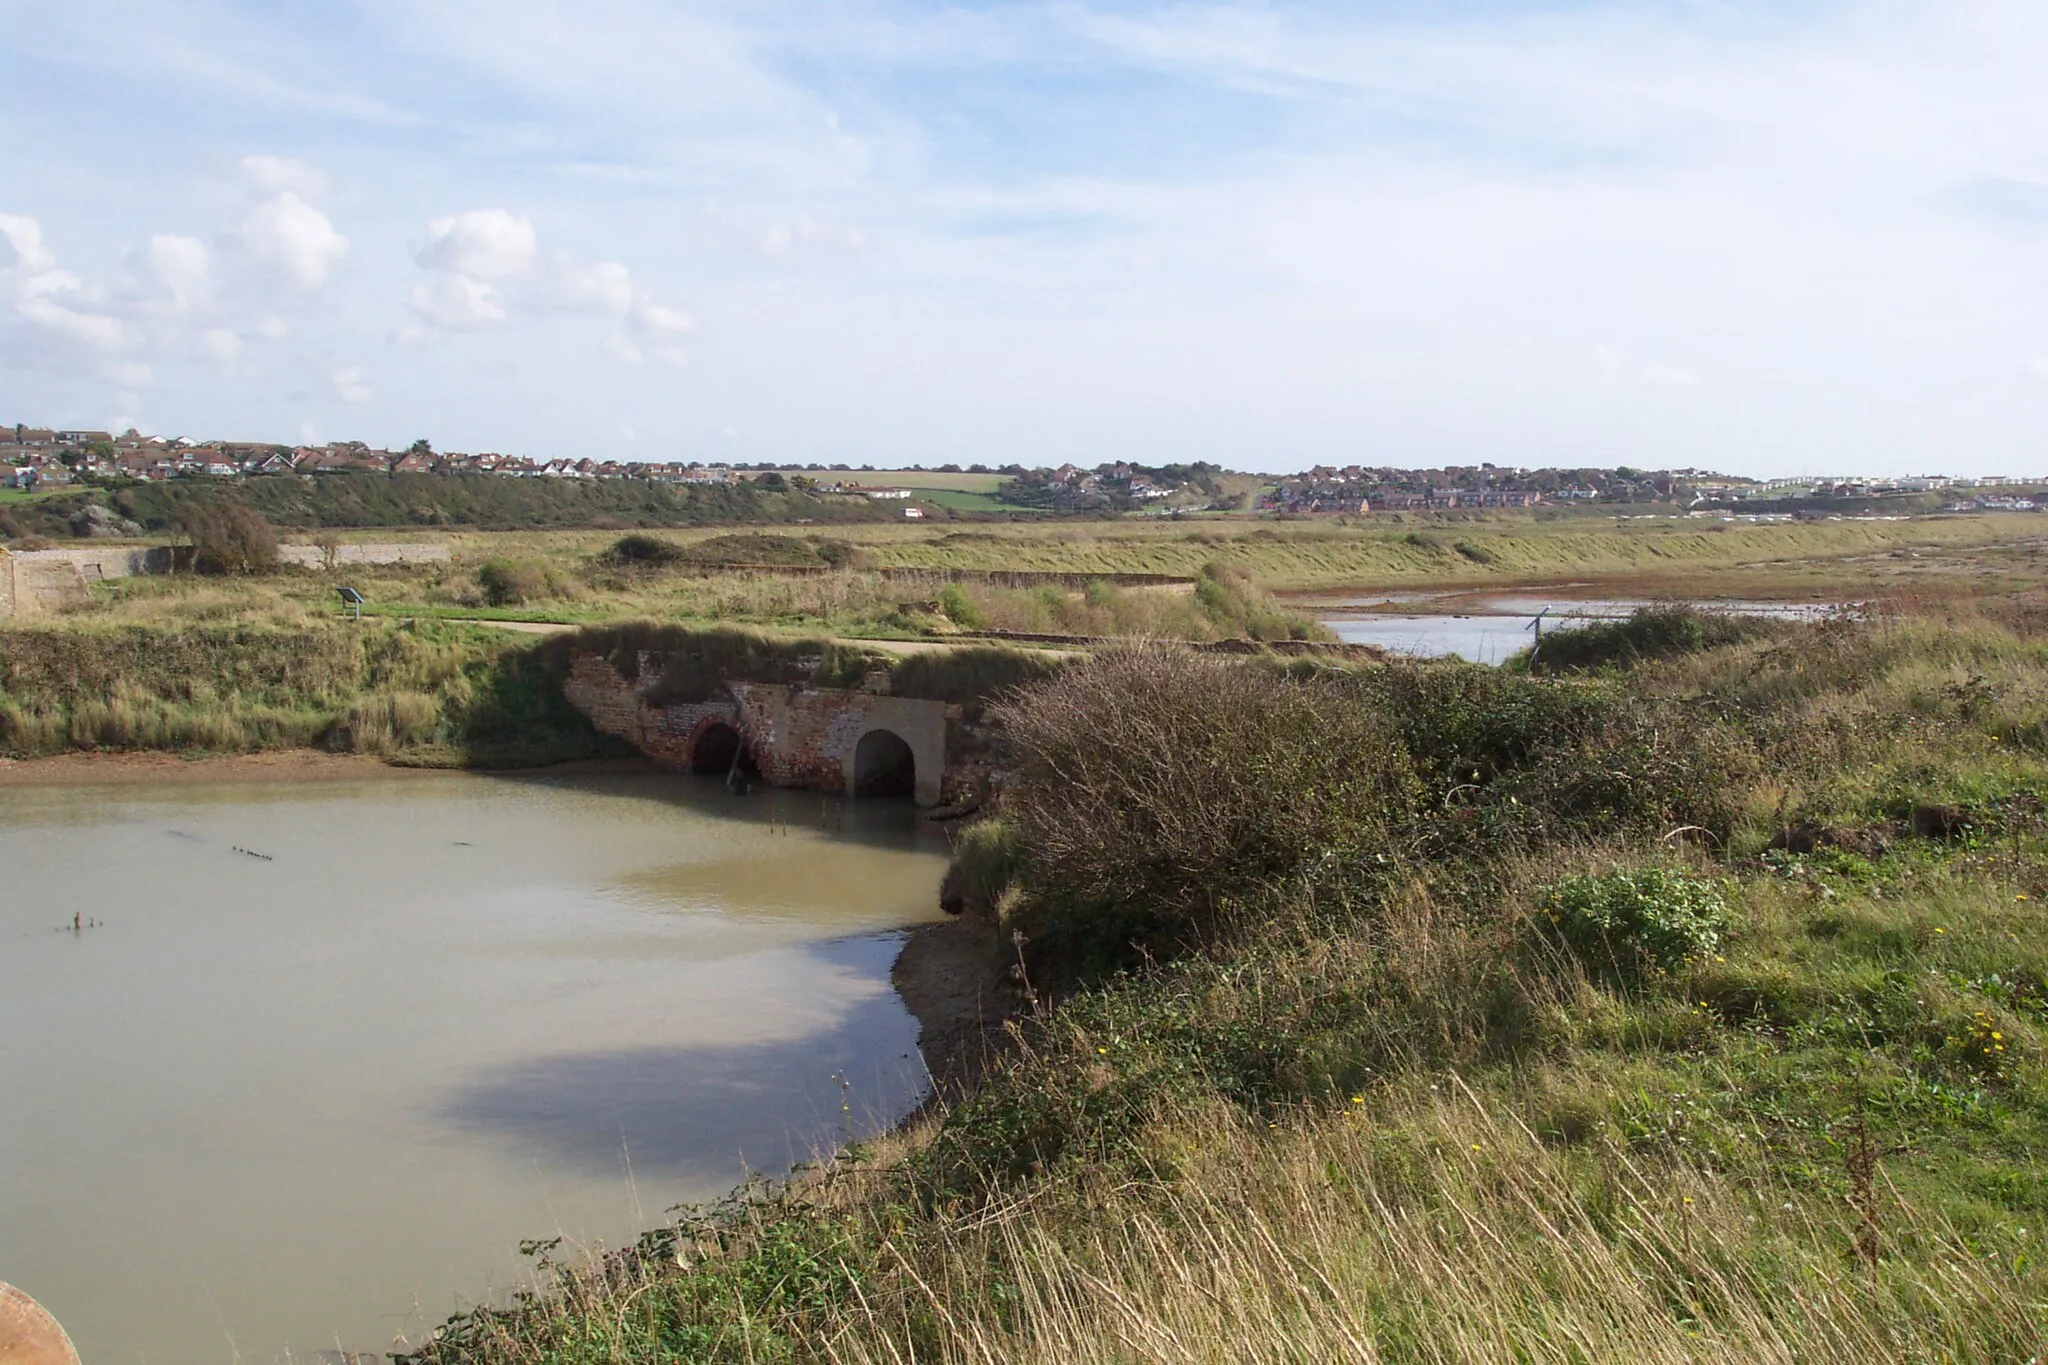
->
794, 468, 1010, 493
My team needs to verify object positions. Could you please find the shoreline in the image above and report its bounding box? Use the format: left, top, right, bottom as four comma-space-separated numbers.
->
0, 749, 670, 787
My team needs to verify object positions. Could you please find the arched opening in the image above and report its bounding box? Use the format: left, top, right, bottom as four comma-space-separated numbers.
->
689, 721, 755, 778
852, 729, 916, 799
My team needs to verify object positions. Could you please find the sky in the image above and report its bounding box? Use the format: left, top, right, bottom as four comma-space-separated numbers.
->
3, 1, 2046, 477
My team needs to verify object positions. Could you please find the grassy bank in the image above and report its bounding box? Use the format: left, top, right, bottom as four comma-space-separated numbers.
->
399, 604, 2048, 1362
0, 618, 1070, 765
0, 618, 618, 766
53, 539, 1329, 643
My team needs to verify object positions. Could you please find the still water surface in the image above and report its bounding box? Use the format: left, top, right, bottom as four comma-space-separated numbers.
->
0, 771, 948, 1362
1319, 597, 1844, 662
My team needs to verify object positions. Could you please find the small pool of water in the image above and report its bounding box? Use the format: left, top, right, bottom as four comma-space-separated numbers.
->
1317, 596, 1846, 662
0, 771, 949, 1362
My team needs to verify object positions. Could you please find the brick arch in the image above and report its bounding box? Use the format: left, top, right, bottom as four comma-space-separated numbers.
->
843, 719, 943, 807
687, 717, 754, 777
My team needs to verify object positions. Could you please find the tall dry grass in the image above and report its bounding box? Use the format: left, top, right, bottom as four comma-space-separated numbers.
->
821, 1095, 2042, 1365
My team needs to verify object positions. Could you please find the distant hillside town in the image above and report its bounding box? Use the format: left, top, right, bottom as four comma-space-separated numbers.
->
3, 422, 2039, 514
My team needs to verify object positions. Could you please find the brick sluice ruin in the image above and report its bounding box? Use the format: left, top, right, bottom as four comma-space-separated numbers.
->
561, 650, 961, 808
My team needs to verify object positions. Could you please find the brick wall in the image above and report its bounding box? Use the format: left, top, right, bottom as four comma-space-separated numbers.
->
561, 649, 951, 806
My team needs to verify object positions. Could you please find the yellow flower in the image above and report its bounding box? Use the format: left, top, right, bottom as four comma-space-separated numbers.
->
1470, 1143, 1483, 1152
1351, 1096, 1364, 1105
1096, 1047, 1108, 1055
1934, 927, 1946, 935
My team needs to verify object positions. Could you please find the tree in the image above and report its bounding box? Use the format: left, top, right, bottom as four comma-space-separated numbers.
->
408, 439, 433, 457
176, 501, 279, 574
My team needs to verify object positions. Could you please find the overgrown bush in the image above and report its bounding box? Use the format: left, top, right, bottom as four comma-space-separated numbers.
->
475, 558, 550, 606
602, 533, 687, 568
1540, 867, 1731, 977
175, 500, 279, 574
937, 583, 984, 628
994, 644, 1423, 969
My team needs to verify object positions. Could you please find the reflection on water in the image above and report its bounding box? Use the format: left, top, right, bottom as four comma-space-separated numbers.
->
0, 772, 948, 1363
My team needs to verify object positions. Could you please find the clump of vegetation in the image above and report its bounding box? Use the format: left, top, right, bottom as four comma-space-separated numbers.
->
1540, 866, 1731, 977
475, 558, 550, 606
993, 643, 1422, 967
682, 533, 834, 567
936, 582, 984, 628
599, 532, 688, 568
1525, 605, 1781, 673
175, 500, 279, 574
884, 644, 1064, 708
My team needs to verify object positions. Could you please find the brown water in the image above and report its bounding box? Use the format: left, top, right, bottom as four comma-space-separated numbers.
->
0, 771, 949, 1362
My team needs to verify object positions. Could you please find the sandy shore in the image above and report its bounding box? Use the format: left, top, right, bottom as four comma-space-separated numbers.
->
0, 750, 670, 787
890, 909, 1023, 1096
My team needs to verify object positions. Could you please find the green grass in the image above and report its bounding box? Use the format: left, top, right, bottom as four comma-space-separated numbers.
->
792, 469, 1010, 493
917, 489, 1011, 512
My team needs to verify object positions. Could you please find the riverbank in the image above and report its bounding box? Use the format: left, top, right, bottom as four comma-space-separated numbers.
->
397, 603, 2048, 1363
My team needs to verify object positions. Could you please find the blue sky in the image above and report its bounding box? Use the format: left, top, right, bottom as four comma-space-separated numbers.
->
3, 0, 2045, 476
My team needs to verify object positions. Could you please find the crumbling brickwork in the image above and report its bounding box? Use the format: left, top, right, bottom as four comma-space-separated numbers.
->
561, 650, 951, 806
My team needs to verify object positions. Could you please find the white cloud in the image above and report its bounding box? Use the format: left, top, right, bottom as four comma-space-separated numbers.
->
240, 153, 330, 199
2029, 356, 2048, 380
416, 208, 538, 279
132, 235, 211, 313
331, 364, 373, 403
0, 214, 58, 276
411, 273, 507, 329
238, 191, 348, 289
403, 212, 694, 364
633, 299, 694, 335
547, 257, 634, 315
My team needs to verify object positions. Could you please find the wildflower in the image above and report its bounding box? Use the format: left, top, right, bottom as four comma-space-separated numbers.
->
1714, 955, 1725, 963
1683, 1196, 1694, 1205
1096, 1047, 1108, 1055
1351, 1096, 1364, 1105
1934, 927, 1946, 935
1470, 1143, 1483, 1152
2017, 894, 2029, 902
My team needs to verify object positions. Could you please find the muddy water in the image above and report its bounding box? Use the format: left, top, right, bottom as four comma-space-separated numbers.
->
0, 772, 949, 1363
